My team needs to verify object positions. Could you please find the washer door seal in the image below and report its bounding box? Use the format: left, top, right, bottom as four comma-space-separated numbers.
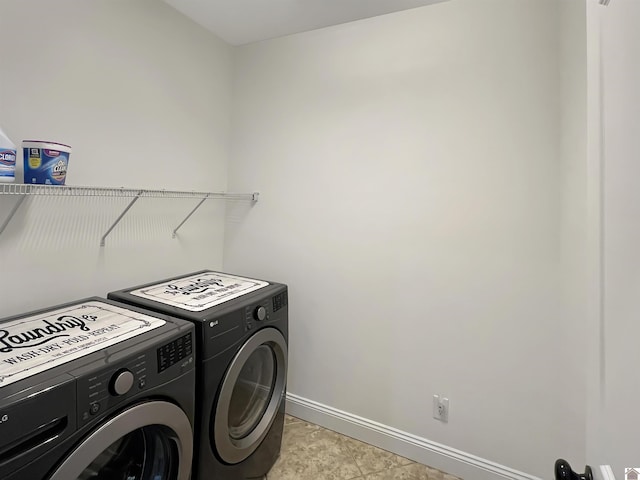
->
49, 401, 192, 480
213, 327, 287, 465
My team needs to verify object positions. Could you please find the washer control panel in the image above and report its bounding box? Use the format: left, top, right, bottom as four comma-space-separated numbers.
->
78, 353, 149, 425
77, 332, 194, 427
111, 369, 135, 396
157, 333, 193, 373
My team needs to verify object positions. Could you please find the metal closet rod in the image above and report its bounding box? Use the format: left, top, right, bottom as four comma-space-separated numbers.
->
0, 184, 259, 245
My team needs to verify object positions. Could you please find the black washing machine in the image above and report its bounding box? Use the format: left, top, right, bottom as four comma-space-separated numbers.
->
108, 270, 288, 480
0, 297, 195, 480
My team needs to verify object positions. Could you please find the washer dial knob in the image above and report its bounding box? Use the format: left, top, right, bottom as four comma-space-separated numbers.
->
111, 370, 134, 396
254, 306, 267, 321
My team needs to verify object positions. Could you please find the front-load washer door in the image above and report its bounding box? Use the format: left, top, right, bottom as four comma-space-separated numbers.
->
213, 327, 287, 465
48, 401, 192, 480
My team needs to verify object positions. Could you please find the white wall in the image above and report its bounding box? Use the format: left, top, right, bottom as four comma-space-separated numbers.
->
0, 0, 232, 316
598, 0, 640, 474
585, 0, 606, 471
559, 0, 588, 470
226, 1, 583, 477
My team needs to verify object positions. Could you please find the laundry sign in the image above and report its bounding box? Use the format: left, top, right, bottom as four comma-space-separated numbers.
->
129, 272, 269, 312
0, 301, 166, 387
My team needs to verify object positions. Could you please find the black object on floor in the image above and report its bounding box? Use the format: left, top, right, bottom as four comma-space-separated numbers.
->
555, 459, 594, 480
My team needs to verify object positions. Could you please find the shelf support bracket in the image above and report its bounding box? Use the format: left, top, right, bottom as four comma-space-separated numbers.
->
100, 191, 143, 247
0, 195, 27, 237
173, 194, 209, 238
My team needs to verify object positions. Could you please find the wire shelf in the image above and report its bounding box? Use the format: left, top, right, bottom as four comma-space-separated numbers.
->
0, 184, 259, 245
0, 184, 258, 201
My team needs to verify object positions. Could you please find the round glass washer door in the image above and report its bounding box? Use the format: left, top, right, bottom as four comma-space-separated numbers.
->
212, 327, 287, 465
48, 401, 192, 480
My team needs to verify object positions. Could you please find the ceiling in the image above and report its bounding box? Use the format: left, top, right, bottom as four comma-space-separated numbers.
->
163, 0, 448, 46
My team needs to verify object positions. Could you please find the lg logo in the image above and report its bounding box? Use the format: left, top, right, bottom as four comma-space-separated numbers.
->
0, 415, 8, 424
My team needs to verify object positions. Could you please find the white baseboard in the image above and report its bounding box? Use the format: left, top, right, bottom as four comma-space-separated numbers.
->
597, 465, 616, 480
286, 393, 542, 480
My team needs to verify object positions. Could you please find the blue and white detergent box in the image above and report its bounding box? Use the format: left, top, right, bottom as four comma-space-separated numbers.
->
22, 140, 72, 185
0, 127, 16, 183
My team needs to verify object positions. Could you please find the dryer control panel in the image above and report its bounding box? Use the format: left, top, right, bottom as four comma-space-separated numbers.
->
242, 291, 287, 333
272, 291, 288, 312
201, 284, 288, 360
244, 304, 271, 332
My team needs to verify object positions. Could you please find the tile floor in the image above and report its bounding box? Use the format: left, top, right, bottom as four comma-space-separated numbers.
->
266, 415, 462, 480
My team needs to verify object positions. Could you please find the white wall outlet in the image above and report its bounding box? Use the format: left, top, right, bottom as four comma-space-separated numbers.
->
433, 394, 449, 423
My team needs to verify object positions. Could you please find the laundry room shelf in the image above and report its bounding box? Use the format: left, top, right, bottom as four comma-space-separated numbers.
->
0, 184, 259, 246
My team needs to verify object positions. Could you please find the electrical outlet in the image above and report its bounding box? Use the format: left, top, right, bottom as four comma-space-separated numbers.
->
433, 395, 449, 423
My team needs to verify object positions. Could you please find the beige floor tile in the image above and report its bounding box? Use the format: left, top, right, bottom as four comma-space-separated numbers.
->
284, 414, 303, 425
341, 436, 414, 475
269, 427, 363, 480
364, 463, 460, 480
280, 418, 322, 452
271, 416, 461, 480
